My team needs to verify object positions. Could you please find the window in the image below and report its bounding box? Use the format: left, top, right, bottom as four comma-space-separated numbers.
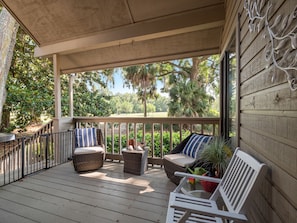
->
220, 36, 237, 147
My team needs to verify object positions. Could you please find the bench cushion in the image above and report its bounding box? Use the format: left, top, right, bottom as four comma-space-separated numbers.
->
182, 134, 212, 159
75, 128, 97, 147
74, 146, 104, 155
164, 153, 196, 167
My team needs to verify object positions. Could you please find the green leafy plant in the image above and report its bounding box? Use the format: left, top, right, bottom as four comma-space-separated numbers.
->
200, 136, 233, 177
187, 167, 207, 185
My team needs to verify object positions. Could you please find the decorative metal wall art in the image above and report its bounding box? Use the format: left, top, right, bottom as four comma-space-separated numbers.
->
244, 0, 297, 91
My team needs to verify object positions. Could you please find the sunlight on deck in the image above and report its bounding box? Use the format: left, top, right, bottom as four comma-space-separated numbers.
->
80, 171, 156, 194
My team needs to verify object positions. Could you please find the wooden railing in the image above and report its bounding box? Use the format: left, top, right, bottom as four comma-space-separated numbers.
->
0, 117, 220, 186
74, 117, 220, 165
0, 120, 74, 186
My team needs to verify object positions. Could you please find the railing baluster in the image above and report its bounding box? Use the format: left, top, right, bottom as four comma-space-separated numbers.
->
45, 134, 49, 169
119, 123, 122, 152
21, 137, 25, 178
111, 122, 115, 154
133, 123, 137, 143
126, 122, 129, 147
160, 123, 163, 157
170, 124, 173, 151
104, 122, 108, 149
142, 123, 145, 143
151, 123, 154, 158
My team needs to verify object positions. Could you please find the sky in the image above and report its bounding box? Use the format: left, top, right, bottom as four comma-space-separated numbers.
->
110, 72, 135, 94
110, 71, 167, 96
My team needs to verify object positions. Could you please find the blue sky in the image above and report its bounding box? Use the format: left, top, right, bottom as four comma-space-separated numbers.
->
111, 72, 135, 94
110, 71, 167, 96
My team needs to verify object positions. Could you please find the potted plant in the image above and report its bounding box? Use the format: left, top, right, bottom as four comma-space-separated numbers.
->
187, 167, 207, 190
199, 136, 233, 192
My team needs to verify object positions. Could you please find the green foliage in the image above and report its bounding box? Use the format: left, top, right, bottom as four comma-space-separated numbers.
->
122, 64, 160, 116
142, 103, 155, 113
5, 29, 54, 129
4, 30, 115, 129
61, 71, 114, 117
110, 93, 168, 115
106, 130, 190, 156
153, 96, 169, 112
168, 80, 212, 117
200, 137, 232, 177
161, 56, 220, 117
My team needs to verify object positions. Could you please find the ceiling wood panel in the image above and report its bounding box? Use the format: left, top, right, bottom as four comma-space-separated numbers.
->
0, 0, 225, 72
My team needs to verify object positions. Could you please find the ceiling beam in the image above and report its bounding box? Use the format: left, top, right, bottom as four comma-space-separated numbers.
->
59, 28, 222, 73
34, 3, 224, 57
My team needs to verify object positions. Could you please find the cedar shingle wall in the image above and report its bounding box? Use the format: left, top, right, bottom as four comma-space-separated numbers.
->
223, 0, 297, 222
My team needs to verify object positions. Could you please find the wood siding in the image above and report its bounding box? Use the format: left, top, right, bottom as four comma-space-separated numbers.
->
223, 0, 297, 222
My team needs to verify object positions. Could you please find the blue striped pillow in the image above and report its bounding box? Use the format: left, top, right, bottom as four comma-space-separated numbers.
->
75, 128, 98, 147
182, 134, 212, 159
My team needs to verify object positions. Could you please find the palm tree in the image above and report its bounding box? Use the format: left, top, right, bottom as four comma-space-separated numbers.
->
123, 64, 159, 117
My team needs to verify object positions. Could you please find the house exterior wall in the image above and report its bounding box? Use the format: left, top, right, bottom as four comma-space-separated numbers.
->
223, 0, 297, 222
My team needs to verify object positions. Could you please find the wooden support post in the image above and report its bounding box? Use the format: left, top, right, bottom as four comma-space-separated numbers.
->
69, 73, 75, 117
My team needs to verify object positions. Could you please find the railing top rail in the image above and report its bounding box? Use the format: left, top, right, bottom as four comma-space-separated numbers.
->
74, 117, 220, 124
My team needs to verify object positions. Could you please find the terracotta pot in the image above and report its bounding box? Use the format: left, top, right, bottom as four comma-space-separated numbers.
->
200, 173, 219, 193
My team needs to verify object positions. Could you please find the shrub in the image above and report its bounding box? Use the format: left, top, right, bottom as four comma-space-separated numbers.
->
106, 130, 191, 157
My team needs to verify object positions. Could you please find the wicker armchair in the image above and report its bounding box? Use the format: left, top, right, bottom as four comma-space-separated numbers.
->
163, 133, 212, 185
73, 128, 105, 172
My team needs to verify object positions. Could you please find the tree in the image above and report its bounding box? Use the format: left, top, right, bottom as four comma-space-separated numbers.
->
123, 64, 159, 117
3, 29, 54, 130
0, 7, 19, 128
150, 96, 169, 112
61, 71, 114, 117
3, 28, 115, 130
160, 56, 219, 117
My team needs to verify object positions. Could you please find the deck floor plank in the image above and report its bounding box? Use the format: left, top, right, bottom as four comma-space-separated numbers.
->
0, 161, 176, 223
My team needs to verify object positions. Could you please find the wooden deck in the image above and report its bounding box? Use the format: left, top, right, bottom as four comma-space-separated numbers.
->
0, 161, 176, 223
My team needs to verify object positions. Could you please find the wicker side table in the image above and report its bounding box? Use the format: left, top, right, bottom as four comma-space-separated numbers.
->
122, 148, 148, 175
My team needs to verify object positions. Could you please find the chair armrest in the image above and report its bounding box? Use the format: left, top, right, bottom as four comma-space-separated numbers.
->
171, 200, 248, 222
175, 171, 221, 183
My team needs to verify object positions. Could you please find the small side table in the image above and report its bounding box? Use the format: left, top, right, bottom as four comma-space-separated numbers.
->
122, 148, 148, 175
181, 183, 211, 199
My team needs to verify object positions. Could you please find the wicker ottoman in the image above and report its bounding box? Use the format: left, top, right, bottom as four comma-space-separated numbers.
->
122, 148, 148, 175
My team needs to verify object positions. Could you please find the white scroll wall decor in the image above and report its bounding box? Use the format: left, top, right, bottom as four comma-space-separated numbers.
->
244, 0, 297, 91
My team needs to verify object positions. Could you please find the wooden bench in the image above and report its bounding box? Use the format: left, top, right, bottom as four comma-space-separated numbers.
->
166, 148, 267, 223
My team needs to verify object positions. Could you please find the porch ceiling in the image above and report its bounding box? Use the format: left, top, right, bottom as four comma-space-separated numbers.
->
0, 0, 225, 73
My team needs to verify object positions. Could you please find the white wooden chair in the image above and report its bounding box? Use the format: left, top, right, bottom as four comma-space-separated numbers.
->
166, 148, 267, 223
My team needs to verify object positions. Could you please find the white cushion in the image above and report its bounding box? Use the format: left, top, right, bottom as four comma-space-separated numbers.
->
74, 146, 104, 155
164, 153, 196, 167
